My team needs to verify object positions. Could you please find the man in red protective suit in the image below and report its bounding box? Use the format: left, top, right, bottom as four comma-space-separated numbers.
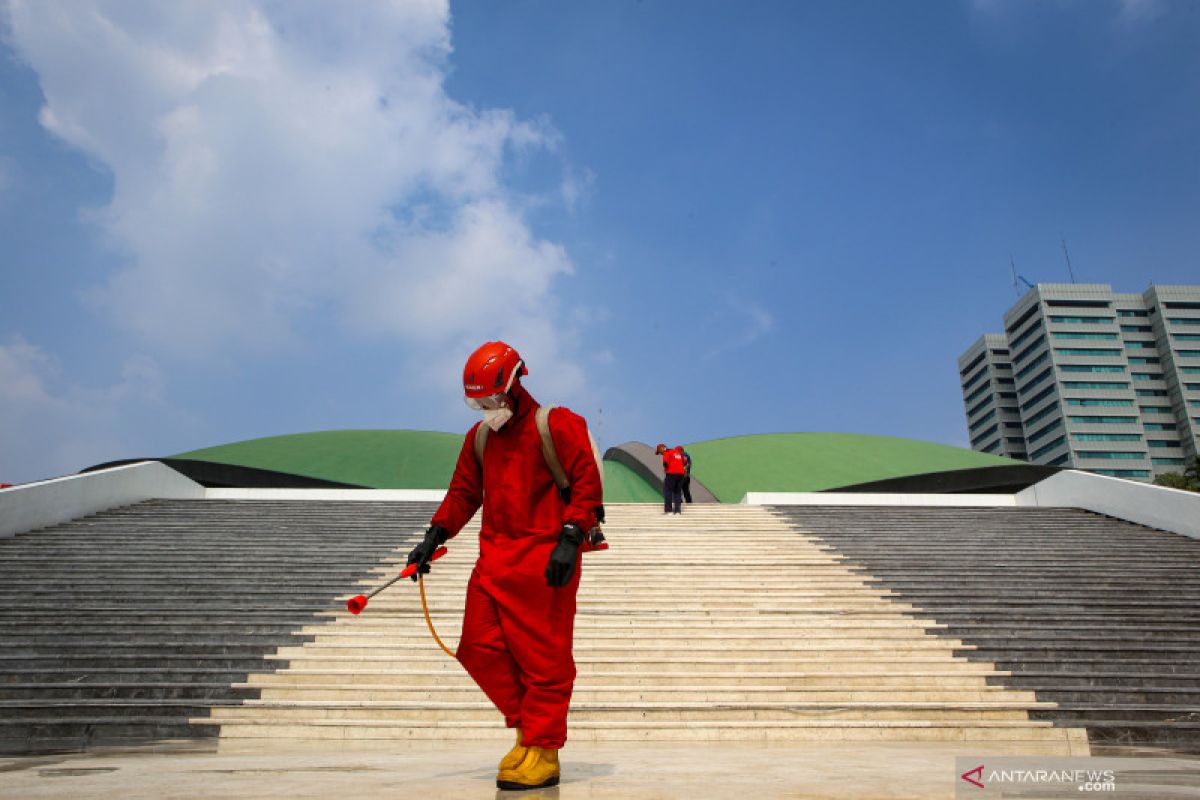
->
406, 341, 603, 791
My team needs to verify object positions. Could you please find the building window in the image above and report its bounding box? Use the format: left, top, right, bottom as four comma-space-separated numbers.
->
1054, 348, 1122, 357
1177, 350, 1200, 357
1127, 357, 1161, 365
1132, 373, 1164, 381
969, 409, 997, 432
1135, 389, 1168, 397
1014, 339, 1048, 366
965, 383, 991, 404
1073, 433, 1142, 442
1140, 405, 1172, 413
1008, 322, 1044, 351
1184, 368, 1200, 374
961, 351, 987, 377
1143, 423, 1178, 431
1174, 334, 1200, 342
1148, 440, 1182, 448
1027, 418, 1063, 444
1030, 436, 1067, 460
1021, 384, 1057, 412
1062, 381, 1129, 390
1004, 421, 1023, 429
971, 424, 1000, 448
1068, 416, 1137, 424
1076, 451, 1147, 460
1067, 398, 1133, 407
1015, 352, 1050, 377
1047, 300, 1110, 308
1094, 469, 1151, 478
1152, 458, 1186, 466
1186, 383, 1200, 391
1053, 332, 1119, 340
1120, 325, 1153, 333
1018, 367, 1054, 394
1025, 404, 1060, 426
1168, 318, 1200, 326
1050, 315, 1113, 324
1060, 365, 1125, 373
1125, 341, 1155, 349
1117, 309, 1149, 317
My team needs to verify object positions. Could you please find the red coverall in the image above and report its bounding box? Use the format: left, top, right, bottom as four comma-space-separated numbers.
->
431, 382, 603, 749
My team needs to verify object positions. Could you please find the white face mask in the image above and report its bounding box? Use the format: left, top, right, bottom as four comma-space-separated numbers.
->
482, 407, 514, 431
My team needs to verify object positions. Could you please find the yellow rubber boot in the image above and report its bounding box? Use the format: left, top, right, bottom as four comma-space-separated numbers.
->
496, 745, 560, 791
498, 728, 527, 772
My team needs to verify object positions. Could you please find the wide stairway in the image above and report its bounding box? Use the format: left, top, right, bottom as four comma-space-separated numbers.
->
7, 499, 1194, 754
772, 505, 1200, 751
202, 504, 1085, 752
0, 499, 438, 753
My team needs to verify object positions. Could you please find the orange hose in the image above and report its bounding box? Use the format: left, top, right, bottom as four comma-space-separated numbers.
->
417, 573, 457, 659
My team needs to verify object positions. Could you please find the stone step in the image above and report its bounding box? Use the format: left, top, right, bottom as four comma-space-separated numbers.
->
199, 702, 1041, 723
239, 687, 1038, 703
196, 716, 1083, 745
238, 671, 1009, 688
0, 720, 214, 753
0, 684, 260, 701
266, 643, 975, 660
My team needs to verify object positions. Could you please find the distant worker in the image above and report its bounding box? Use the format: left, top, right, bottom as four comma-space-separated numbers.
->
678, 445, 693, 504
408, 341, 604, 791
657, 443, 686, 514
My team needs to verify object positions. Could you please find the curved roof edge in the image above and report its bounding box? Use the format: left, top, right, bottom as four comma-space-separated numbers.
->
826, 464, 1062, 495
603, 442, 719, 503
83, 459, 368, 490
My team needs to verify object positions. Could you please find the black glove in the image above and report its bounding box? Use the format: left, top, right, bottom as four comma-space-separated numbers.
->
545, 524, 584, 587
407, 526, 449, 581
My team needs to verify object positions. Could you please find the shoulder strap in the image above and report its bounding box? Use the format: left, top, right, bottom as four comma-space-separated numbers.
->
473, 423, 489, 467
536, 406, 570, 490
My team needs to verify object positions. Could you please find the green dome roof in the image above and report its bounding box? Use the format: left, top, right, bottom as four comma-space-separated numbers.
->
174, 430, 1022, 502
684, 432, 1021, 501
174, 429, 662, 501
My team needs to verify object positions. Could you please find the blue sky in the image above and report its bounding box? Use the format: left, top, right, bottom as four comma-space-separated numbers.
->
1, 0, 1198, 484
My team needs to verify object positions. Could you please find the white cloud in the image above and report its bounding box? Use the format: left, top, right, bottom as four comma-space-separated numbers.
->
705, 296, 774, 359
5, 1, 587, 403
1115, 0, 1165, 25
0, 338, 184, 483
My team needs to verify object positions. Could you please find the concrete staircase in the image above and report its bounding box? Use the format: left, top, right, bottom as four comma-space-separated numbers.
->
0, 499, 436, 753
202, 504, 1086, 752
769, 505, 1200, 751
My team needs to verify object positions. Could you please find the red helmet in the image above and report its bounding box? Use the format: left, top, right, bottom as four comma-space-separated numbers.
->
463, 341, 528, 406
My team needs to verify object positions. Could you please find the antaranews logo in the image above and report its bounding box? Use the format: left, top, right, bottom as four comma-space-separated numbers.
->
956, 758, 1122, 796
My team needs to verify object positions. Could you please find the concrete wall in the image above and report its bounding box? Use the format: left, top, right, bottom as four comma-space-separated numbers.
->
742, 492, 1017, 507
0, 462, 205, 539
1015, 469, 1200, 540
206, 488, 446, 502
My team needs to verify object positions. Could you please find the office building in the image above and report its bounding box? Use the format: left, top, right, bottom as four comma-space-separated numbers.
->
959, 283, 1200, 480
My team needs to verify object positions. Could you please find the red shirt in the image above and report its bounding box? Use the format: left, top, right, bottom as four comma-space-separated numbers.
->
663, 449, 687, 475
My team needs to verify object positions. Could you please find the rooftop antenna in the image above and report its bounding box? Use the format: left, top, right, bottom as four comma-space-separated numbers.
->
1060, 237, 1077, 284
1011, 256, 1035, 296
